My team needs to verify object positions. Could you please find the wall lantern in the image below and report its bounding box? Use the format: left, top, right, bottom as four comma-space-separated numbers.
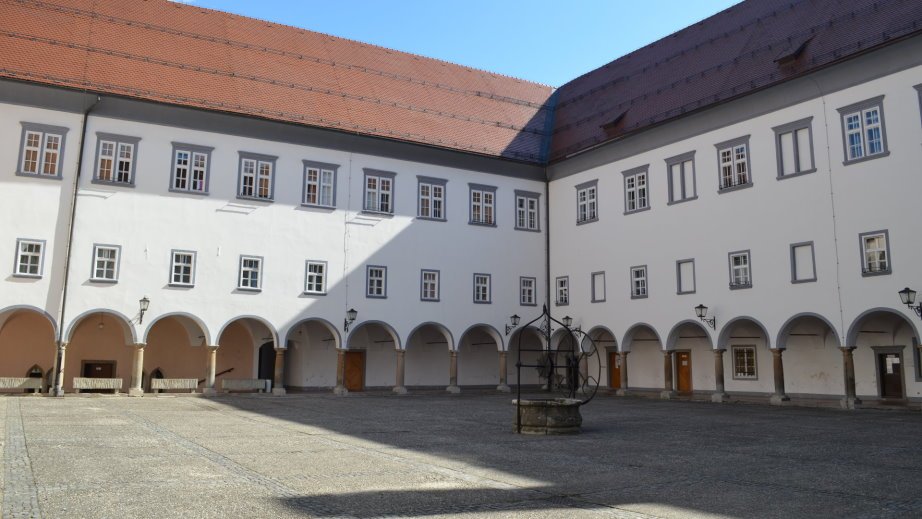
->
344, 308, 358, 332
505, 314, 520, 336
694, 304, 716, 330
138, 296, 150, 324
898, 287, 922, 319
562, 316, 573, 327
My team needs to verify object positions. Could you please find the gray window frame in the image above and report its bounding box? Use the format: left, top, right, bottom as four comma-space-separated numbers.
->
789, 241, 817, 284
715, 135, 753, 193
728, 249, 752, 290
302, 160, 339, 209
92, 132, 141, 187
236, 152, 278, 202
514, 190, 541, 232
519, 276, 537, 306
676, 258, 696, 295
731, 345, 758, 380
90, 243, 121, 283
858, 229, 892, 277
622, 165, 651, 215
836, 95, 889, 166
237, 255, 264, 292
304, 260, 328, 295
556, 276, 569, 306
590, 271, 606, 303
169, 142, 214, 195
468, 183, 498, 227
575, 179, 599, 225
420, 269, 440, 302
16, 122, 69, 180
169, 249, 197, 287
473, 273, 492, 304
630, 265, 648, 299
416, 176, 447, 221
13, 238, 46, 278
772, 117, 816, 180
362, 168, 397, 215
366, 265, 388, 299
665, 151, 697, 205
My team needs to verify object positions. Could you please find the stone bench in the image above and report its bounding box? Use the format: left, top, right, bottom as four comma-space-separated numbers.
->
0, 377, 44, 392
221, 378, 271, 393
150, 378, 199, 393
73, 377, 123, 393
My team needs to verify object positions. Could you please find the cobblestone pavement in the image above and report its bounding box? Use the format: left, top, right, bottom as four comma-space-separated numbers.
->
0, 392, 920, 518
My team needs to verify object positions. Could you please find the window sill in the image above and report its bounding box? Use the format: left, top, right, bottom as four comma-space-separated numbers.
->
776, 168, 817, 181
15, 171, 62, 180
667, 196, 698, 206
576, 217, 598, 226
729, 283, 752, 290
89, 278, 118, 284
591, 299, 606, 304
416, 216, 446, 222
301, 203, 335, 210
861, 269, 891, 277
168, 283, 194, 288
630, 294, 648, 299
843, 151, 890, 167
623, 206, 651, 216
92, 179, 135, 188
236, 287, 262, 292
366, 294, 387, 299
303, 291, 326, 296
12, 273, 42, 279
718, 182, 753, 194
361, 210, 394, 218
421, 298, 440, 303
169, 188, 209, 196
676, 290, 696, 295
791, 277, 817, 284
514, 226, 541, 233
236, 195, 274, 203
473, 300, 492, 304
731, 376, 759, 381
520, 302, 538, 307
468, 221, 497, 227
556, 301, 569, 306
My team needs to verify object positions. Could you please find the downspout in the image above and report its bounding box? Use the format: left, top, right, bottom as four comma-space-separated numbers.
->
53, 94, 100, 396
541, 90, 559, 314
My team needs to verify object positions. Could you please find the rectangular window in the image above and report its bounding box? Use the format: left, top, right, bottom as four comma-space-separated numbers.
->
421, 269, 440, 301
591, 271, 606, 303
171, 143, 213, 194
773, 118, 815, 178
238, 256, 262, 290
623, 166, 649, 213
728, 250, 752, 289
367, 265, 387, 298
92, 245, 120, 282
838, 96, 888, 164
732, 346, 757, 379
473, 273, 491, 303
575, 180, 598, 224
515, 191, 540, 231
556, 276, 569, 306
630, 265, 648, 299
716, 136, 752, 191
790, 242, 816, 283
520, 276, 536, 306
94, 133, 140, 185
302, 160, 339, 208
859, 230, 891, 276
417, 176, 446, 220
238, 153, 276, 201
676, 259, 695, 295
469, 184, 497, 226
364, 169, 396, 214
17, 123, 68, 178
170, 250, 195, 286
666, 152, 696, 204
304, 260, 327, 295
15, 239, 44, 277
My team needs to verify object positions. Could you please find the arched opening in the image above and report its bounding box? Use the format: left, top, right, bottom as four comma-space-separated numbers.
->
0, 306, 56, 393
457, 324, 501, 387
147, 368, 164, 392
717, 317, 772, 395
258, 342, 275, 381
846, 309, 919, 401
665, 320, 714, 395
508, 326, 544, 387
65, 310, 136, 393
776, 313, 842, 397
143, 314, 210, 392
284, 318, 340, 390
25, 364, 45, 393
346, 321, 400, 391
216, 317, 276, 388
582, 326, 617, 389
404, 323, 452, 388
622, 323, 664, 393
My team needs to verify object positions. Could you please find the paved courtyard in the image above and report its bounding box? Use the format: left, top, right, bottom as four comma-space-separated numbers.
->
1, 392, 920, 519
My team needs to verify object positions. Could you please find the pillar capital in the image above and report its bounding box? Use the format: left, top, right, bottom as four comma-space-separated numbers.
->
839, 346, 857, 353
206, 344, 219, 351
713, 348, 726, 354
133, 343, 146, 349
771, 348, 785, 355
619, 350, 629, 357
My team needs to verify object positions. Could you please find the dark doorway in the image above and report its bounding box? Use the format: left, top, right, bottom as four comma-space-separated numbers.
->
344, 351, 365, 391
608, 351, 621, 389
148, 368, 164, 392
83, 361, 115, 378
877, 352, 904, 399
258, 342, 275, 383
676, 350, 692, 394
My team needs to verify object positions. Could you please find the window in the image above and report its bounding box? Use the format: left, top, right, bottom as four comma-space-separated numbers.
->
859, 230, 891, 276
363, 169, 396, 214
171, 143, 213, 194
91, 245, 120, 282
417, 176, 446, 220
170, 250, 196, 287
238, 152, 277, 201
515, 191, 540, 231
520, 276, 536, 306
469, 184, 497, 226
303, 160, 339, 208
773, 118, 815, 178
473, 273, 491, 303
728, 250, 752, 289
421, 269, 439, 301
630, 265, 647, 299
94, 133, 140, 186
666, 152, 696, 204
715, 136, 752, 192
17, 123, 68, 179
367, 265, 387, 298
14, 239, 44, 278
575, 180, 598, 224
591, 271, 606, 303
238, 256, 262, 291
837, 96, 888, 164
676, 259, 695, 295
623, 166, 649, 214
790, 242, 816, 283
556, 276, 569, 306
304, 260, 327, 295
732, 346, 757, 379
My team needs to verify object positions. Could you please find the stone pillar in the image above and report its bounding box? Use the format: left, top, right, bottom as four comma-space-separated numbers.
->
272, 348, 286, 395
712, 349, 729, 403
203, 345, 218, 396
770, 348, 790, 405
128, 343, 145, 397
333, 349, 348, 395
839, 346, 861, 409
393, 349, 407, 394
616, 351, 629, 396
53, 341, 67, 397
497, 351, 510, 392
447, 350, 460, 393
661, 350, 675, 399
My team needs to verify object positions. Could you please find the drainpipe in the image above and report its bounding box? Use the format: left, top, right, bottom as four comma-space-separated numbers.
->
52, 94, 100, 397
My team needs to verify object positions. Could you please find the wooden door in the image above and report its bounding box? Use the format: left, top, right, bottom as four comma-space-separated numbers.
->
676, 351, 692, 393
344, 351, 365, 392
83, 362, 115, 378
878, 352, 904, 399
608, 351, 621, 389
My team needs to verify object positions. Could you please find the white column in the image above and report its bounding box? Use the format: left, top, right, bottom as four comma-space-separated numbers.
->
128, 343, 145, 397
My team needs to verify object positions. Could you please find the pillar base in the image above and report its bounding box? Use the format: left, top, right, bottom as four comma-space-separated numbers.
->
496, 384, 511, 393
615, 388, 629, 396
393, 386, 408, 395
202, 388, 218, 396
446, 385, 461, 394
840, 397, 862, 410
333, 385, 348, 396
660, 390, 676, 399
711, 392, 730, 403
769, 393, 791, 405
52, 388, 65, 397
272, 388, 287, 396
128, 388, 144, 397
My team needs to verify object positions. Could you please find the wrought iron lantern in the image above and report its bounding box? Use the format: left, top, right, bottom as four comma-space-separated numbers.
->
695, 304, 716, 329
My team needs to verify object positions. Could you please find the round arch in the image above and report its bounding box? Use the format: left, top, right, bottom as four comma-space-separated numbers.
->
666, 319, 714, 351
458, 323, 504, 352
142, 312, 212, 346
281, 317, 342, 350
717, 315, 772, 350
216, 315, 279, 347
845, 307, 920, 347
776, 312, 842, 350
65, 309, 137, 344
509, 325, 546, 352
346, 320, 401, 350
582, 325, 618, 353
621, 322, 663, 352
404, 322, 454, 351
0, 305, 59, 338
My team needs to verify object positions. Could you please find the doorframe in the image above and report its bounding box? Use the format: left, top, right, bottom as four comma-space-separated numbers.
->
605, 347, 619, 389
871, 345, 906, 400
675, 349, 693, 394
344, 349, 366, 391
80, 359, 117, 377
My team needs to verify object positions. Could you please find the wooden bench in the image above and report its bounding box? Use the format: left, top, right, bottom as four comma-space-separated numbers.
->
150, 378, 198, 393
73, 377, 123, 393
0, 377, 43, 392
221, 378, 271, 393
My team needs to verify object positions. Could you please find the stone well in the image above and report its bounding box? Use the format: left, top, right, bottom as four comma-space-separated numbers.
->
513, 398, 583, 435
